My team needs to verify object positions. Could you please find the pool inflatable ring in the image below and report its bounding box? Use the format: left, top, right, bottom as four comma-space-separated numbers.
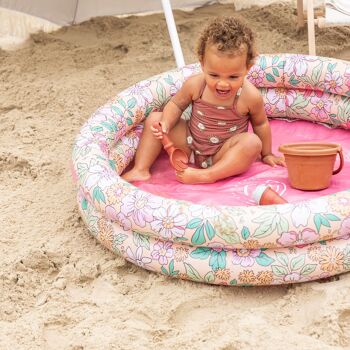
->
72, 54, 350, 285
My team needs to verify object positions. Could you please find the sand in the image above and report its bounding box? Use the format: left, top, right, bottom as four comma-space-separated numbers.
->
1, 2, 350, 349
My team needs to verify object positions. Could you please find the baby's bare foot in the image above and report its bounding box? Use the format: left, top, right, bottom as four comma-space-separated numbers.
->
122, 168, 151, 182
175, 167, 213, 184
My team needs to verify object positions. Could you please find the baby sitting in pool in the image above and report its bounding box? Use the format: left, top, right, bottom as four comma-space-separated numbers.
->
123, 16, 285, 184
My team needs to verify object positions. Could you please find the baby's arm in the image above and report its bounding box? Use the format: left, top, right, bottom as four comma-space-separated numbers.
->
248, 85, 285, 167
157, 76, 197, 135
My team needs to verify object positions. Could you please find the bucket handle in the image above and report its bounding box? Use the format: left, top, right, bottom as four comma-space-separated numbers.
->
333, 148, 344, 175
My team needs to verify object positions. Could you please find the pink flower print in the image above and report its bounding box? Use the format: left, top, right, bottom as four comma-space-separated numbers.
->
284, 272, 301, 282
170, 79, 183, 96
345, 66, 350, 90
285, 55, 308, 77
208, 242, 228, 253
286, 90, 297, 107
232, 249, 261, 267
264, 103, 273, 116
182, 64, 199, 79
339, 217, 350, 238
97, 140, 109, 155
266, 88, 286, 112
126, 246, 152, 267
84, 163, 115, 190
119, 80, 153, 107
310, 95, 332, 121
121, 192, 160, 227
151, 240, 174, 265
324, 71, 343, 94
150, 204, 187, 239
248, 66, 265, 86
277, 228, 319, 247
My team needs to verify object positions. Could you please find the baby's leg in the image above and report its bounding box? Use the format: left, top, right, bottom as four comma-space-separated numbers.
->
122, 112, 189, 182
122, 112, 163, 182
176, 132, 262, 184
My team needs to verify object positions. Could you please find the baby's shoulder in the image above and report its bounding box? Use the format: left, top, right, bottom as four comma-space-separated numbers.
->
183, 73, 205, 100
241, 79, 263, 102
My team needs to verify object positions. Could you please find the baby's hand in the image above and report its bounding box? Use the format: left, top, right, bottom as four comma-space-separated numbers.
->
151, 121, 168, 140
262, 154, 286, 167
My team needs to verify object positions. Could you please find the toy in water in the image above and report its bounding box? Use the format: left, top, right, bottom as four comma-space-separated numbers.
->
253, 185, 288, 205
152, 121, 188, 171
278, 142, 344, 190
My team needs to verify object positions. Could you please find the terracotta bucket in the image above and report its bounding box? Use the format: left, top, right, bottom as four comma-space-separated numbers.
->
278, 142, 344, 190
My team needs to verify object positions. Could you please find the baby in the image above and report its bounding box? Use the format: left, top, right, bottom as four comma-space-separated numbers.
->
123, 16, 285, 184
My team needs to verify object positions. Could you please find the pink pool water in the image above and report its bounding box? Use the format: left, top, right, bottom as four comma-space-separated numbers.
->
133, 119, 350, 206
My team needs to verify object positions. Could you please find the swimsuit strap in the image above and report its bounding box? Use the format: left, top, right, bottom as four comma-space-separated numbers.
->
232, 84, 243, 109
198, 79, 207, 99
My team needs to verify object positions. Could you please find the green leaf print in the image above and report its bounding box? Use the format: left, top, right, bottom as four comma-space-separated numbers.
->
169, 260, 179, 275
311, 61, 323, 85
162, 260, 179, 276
77, 163, 88, 180
204, 271, 215, 283
289, 74, 300, 86
229, 279, 238, 285
260, 56, 267, 70
253, 223, 274, 238
108, 159, 116, 171
241, 226, 250, 240
190, 247, 211, 260
205, 220, 215, 240
91, 125, 104, 133
156, 82, 166, 102
184, 263, 202, 281
343, 245, 350, 269
300, 264, 317, 275
127, 97, 137, 109
164, 75, 174, 85
266, 73, 276, 83
133, 232, 150, 250
314, 213, 331, 233
216, 230, 241, 244
113, 233, 128, 246
327, 63, 336, 73
187, 218, 203, 229
277, 60, 286, 69
290, 94, 309, 110
253, 211, 289, 238
272, 55, 279, 65
275, 252, 289, 267
111, 105, 124, 116
209, 250, 227, 271
192, 225, 206, 245
324, 213, 340, 221
101, 121, 116, 132
271, 265, 288, 276
81, 198, 88, 210
118, 99, 127, 109
145, 105, 153, 117
255, 252, 274, 266
272, 67, 280, 77
92, 186, 106, 203
290, 255, 305, 271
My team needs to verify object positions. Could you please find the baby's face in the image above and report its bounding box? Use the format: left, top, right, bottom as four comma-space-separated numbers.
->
201, 45, 250, 102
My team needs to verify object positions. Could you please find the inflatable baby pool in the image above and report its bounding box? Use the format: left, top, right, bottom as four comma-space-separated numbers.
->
72, 54, 350, 286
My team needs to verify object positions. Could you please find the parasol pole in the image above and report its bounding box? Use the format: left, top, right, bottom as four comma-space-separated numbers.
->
161, 0, 185, 68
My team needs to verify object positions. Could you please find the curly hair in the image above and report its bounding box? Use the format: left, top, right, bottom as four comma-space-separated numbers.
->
196, 16, 257, 66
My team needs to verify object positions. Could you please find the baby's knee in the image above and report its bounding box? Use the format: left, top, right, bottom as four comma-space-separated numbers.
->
240, 133, 262, 153
145, 111, 162, 127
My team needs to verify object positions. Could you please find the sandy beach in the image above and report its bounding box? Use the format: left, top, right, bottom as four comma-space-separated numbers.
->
1, 2, 350, 349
